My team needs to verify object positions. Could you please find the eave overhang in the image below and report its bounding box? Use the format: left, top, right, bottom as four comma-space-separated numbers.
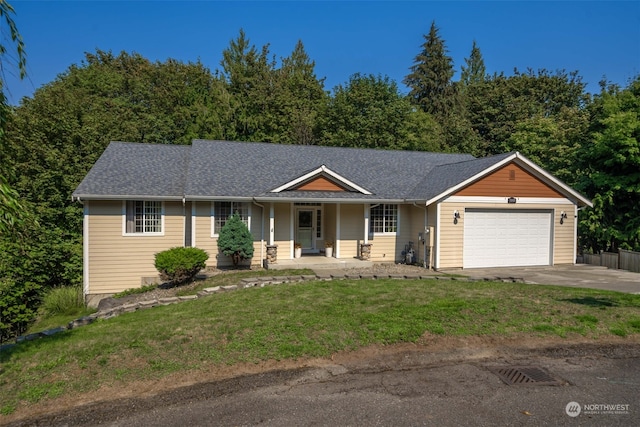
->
424, 152, 593, 208
270, 165, 372, 195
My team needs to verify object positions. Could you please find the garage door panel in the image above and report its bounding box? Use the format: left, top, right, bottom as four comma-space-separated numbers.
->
464, 209, 551, 268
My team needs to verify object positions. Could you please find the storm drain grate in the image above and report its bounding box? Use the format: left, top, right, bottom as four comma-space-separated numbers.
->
488, 366, 565, 386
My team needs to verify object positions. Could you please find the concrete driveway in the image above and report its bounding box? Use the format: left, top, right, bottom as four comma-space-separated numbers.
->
443, 264, 640, 294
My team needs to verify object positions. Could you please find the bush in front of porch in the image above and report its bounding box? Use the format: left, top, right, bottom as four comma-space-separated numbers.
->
218, 213, 254, 267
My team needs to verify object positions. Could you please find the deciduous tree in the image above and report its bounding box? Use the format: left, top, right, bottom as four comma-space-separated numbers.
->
577, 76, 640, 252
323, 74, 436, 150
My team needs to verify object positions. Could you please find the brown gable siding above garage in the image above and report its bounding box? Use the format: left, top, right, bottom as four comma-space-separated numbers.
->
294, 176, 348, 192
454, 162, 563, 198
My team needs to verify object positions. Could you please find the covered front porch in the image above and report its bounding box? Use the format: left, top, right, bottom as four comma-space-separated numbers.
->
261, 201, 376, 262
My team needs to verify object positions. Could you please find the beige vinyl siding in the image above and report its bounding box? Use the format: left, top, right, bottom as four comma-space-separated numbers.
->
273, 203, 293, 258
338, 204, 363, 259
368, 235, 396, 262
553, 207, 575, 264
368, 204, 415, 263
437, 200, 576, 269
427, 204, 437, 267
405, 204, 429, 264
438, 201, 465, 268
193, 201, 263, 268
324, 204, 337, 251
87, 200, 183, 294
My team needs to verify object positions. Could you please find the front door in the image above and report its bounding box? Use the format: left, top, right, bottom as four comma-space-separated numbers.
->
296, 209, 315, 252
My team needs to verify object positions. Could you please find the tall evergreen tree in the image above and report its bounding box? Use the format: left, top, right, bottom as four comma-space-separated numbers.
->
403, 21, 455, 116
219, 29, 276, 141
460, 40, 486, 87
275, 40, 327, 145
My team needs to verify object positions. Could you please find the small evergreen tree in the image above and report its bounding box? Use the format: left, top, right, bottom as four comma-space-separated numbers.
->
217, 213, 254, 267
460, 40, 486, 87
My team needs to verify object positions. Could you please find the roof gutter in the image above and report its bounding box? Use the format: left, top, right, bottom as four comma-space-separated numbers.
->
185, 195, 254, 202
251, 197, 405, 204
71, 194, 184, 201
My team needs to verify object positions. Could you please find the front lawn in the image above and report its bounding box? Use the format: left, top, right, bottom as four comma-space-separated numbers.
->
1, 277, 639, 415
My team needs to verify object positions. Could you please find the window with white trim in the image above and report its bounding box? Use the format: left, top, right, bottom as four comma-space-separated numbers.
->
125, 201, 163, 234
370, 204, 397, 234
212, 201, 250, 235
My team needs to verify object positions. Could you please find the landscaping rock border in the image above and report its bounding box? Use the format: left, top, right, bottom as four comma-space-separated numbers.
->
1, 271, 524, 352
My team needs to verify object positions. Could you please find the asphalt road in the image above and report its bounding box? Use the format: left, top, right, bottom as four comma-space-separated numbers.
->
7, 264, 639, 427
13, 342, 639, 427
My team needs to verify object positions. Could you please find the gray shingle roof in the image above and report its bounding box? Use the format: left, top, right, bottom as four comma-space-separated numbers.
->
184, 140, 475, 200
409, 152, 515, 201
73, 142, 190, 199
73, 140, 514, 202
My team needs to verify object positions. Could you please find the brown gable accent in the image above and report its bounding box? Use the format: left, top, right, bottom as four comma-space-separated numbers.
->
455, 162, 563, 198
294, 175, 348, 192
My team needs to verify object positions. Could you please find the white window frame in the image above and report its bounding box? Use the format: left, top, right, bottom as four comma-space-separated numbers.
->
369, 204, 398, 235
122, 200, 165, 236
211, 201, 251, 237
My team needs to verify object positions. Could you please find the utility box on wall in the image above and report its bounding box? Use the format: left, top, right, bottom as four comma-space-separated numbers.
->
418, 227, 434, 247
418, 227, 435, 269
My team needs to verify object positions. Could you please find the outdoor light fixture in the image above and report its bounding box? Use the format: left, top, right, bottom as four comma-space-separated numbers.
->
560, 211, 568, 224
453, 210, 460, 224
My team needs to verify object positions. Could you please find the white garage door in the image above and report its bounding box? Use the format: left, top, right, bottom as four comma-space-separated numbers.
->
463, 209, 552, 268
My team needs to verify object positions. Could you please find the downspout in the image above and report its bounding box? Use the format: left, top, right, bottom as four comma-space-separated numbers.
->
73, 197, 90, 302
413, 202, 428, 269
182, 196, 186, 248
575, 205, 585, 264
252, 199, 265, 266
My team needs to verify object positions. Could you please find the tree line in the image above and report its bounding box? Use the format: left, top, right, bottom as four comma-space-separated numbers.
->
1, 18, 639, 338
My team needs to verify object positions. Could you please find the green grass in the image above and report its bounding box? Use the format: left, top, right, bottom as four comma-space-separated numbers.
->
27, 287, 96, 334
1, 277, 639, 416
40, 286, 85, 316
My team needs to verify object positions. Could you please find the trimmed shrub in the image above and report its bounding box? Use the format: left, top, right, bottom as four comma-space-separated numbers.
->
217, 213, 254, 267
154, 247, 209, 284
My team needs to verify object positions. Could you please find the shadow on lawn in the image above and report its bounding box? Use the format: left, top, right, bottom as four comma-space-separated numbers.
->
559, 296, 619, 308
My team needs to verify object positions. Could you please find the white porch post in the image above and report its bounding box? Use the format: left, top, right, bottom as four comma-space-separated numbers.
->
290, 204, 295, 259
435, 202, 441, 269
573, 204, 578, 264
364, 204, 369, 244
335, 204, 341, 259
269, 203, 275, 245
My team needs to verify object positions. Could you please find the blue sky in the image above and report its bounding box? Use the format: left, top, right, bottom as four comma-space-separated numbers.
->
4, 1, 639, 105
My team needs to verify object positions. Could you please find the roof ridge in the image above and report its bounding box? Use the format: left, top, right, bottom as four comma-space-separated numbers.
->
192, 139, 476, 157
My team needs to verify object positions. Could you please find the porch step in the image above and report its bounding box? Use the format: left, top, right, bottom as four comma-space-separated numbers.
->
267, 258, 373, 270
